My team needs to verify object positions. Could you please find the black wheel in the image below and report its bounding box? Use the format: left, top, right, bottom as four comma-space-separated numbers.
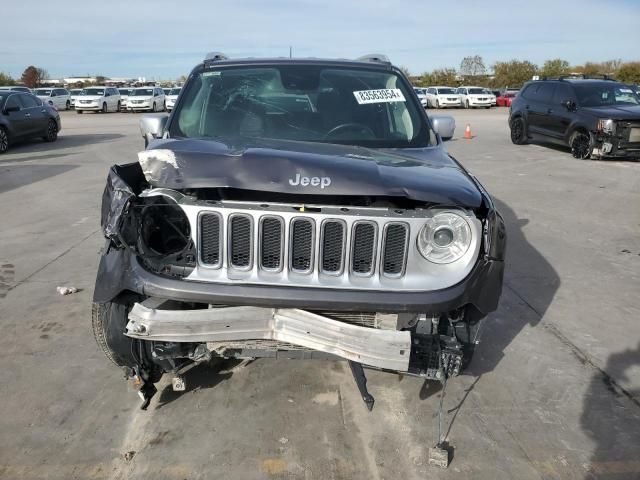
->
117, 101, 121, 112
435, 99, 440, 109
43, 119, 58, 142
0, 127, 8, 153
66, 100, 70, 110
510, 117, 528, 145
570, 130, 593, 159
152, 102, 156, 112
77, 109, 83, 114
102, 102, 107, 113
92, 300, 163, 381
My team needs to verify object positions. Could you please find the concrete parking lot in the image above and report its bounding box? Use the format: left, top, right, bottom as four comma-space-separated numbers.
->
0, 108, 639, 480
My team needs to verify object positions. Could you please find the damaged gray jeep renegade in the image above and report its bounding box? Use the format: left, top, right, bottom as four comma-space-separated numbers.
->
93, 53, 506, 409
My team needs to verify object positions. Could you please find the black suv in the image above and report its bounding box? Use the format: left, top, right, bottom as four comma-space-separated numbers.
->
509, 77, 640, 159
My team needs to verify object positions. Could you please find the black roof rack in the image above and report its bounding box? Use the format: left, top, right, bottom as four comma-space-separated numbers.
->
538, 74, 616, 81
356, 53, 391, 65
204, 52, 228, 62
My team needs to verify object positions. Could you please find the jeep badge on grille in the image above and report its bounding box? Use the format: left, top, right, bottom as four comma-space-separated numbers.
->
289, 173, 331, 189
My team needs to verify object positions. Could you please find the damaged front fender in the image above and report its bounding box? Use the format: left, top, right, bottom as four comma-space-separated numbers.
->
100, 163, 147, 242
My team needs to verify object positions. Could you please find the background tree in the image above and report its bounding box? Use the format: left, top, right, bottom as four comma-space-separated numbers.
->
398, 66, 411, 78
459, 55, 486, 77
21, 66, 48, 88
95, 75, 106, 84
540, 59, 570, 78
36, 67, 49, 85
617, 62, 640, 84
0, 72, 16, 85
491, 60, 538, 89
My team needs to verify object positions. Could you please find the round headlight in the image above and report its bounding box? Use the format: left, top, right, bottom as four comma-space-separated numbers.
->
417, 212, 472, 264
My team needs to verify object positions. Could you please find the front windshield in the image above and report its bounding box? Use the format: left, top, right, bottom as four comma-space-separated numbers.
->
169, 88, 181, 95
35, 89, 52, 96
170, 65, 431, 148
131, 89, 154, 96
119, 89, 131, 95
70, 89, 81, 94
575, 84, 640, 107
437, 88, 456, 95
468, 88, 485, 94
82, 88, 105, 96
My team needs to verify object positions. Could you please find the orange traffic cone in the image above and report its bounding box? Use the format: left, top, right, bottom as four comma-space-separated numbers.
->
463, 124, 472, 139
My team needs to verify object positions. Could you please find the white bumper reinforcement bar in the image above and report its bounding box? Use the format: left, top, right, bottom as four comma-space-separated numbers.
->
126, 304, 411, 371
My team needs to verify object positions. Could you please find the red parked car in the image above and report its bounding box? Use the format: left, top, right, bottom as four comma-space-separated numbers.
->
496, 90, 519, 107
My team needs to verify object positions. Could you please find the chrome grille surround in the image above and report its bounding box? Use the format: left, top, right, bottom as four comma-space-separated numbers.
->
148, 194, 482, 292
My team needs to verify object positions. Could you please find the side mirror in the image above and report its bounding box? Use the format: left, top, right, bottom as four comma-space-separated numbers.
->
564, 100, 577, 112
140, 113, 169, 146
430, 115, 455, 141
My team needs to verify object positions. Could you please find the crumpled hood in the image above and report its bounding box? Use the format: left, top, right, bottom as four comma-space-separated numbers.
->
138, 138, 483, 207
581, 104, 640, 120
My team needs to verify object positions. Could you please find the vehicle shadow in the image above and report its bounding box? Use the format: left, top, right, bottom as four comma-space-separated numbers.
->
465, 197, 561, 377
0, 164, 78, 194
3, 133, 124, 155
581, 343, 640, 479
154, 358, 243, 410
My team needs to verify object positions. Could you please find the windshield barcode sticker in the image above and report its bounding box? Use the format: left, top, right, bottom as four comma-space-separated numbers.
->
353, 89, 406, 104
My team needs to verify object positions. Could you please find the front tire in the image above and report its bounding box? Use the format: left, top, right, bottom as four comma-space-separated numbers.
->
43, 119, 58, 142
570, 130, 593, 159
510, 117, 528, 145
435, 99, 440, 109
152, 102, 156, 112
66, 100, 71, 110
0, 127, 9, 153
77, 109, 83, 114
102, 102, 107, 113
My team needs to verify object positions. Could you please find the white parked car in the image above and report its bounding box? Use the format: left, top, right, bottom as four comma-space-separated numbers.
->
483, 88, 497, 106
69, 89, 83, 108
165, 87, 181, 111
127, 87, 166, 112
457, 86, 492, 109
75, 86, 121, 113
425, 86, 461, 108
34, 88, 71, 110
0, 86, 32, 93
119, 88, 133, 111
413, 87, 428, 107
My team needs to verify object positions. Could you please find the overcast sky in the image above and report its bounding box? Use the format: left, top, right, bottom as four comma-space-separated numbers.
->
1, 0, 639, 80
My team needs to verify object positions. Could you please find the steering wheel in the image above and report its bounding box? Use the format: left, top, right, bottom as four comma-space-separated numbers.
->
323, 123, 376, 141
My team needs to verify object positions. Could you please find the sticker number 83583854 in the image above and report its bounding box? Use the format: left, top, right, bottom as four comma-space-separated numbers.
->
353, 89, 406, 104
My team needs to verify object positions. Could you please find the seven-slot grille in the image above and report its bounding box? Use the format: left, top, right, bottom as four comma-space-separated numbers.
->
199, 212, 410, 278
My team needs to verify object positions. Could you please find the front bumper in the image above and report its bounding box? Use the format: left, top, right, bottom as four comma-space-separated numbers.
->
128, 101, 152, 111
126, 304, 411, 370
93, 245, 504, 315
76, 102, 101, 111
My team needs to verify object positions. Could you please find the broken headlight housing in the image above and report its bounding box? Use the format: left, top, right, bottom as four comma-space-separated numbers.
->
139, 196, 191, 256
597, 119, 615, 135
417, 211, 472, 264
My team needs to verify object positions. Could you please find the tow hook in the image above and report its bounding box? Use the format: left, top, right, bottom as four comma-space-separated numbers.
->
348, 361, 375, 411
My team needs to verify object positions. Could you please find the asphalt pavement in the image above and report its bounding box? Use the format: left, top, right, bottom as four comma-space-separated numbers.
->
0, 108, 639, 480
